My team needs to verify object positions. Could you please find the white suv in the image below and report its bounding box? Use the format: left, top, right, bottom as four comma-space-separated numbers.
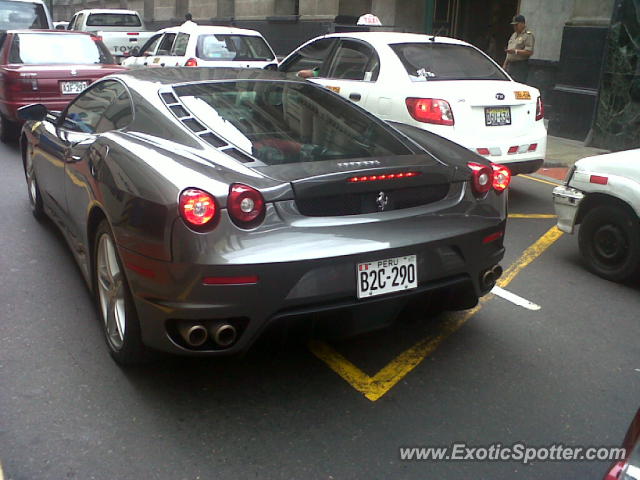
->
280, 32, 547, 174
122, 24, 277, 70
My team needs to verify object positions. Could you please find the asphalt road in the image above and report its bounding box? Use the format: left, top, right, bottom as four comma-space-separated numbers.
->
1, 138, 638, 480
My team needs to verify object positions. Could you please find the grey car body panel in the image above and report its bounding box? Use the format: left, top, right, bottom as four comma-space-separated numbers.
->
22, 67, 506, 356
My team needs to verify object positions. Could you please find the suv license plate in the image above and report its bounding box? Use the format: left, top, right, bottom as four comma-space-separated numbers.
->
357, 255, 417, 299
60, 81, 88, 95
485, 106, 511, 126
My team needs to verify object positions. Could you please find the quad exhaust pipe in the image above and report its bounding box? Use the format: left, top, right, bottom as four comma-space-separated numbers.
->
481, 265, 503, 290
176, 321, 238, 348
209, 321, 237, 347
177, 323, 208, 347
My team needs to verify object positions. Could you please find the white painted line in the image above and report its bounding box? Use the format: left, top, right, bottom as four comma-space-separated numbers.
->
491, 286, 541, 311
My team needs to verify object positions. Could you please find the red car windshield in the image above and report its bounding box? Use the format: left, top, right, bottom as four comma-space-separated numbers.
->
8, 33, 113, 65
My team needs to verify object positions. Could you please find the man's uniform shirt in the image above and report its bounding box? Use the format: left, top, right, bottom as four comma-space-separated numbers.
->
506, 30, 535, 63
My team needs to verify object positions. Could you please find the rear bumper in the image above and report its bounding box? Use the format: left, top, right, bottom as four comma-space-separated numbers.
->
122, 216, 507, 356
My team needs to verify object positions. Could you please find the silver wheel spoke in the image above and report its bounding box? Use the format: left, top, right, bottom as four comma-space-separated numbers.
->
96, 233, 126, 349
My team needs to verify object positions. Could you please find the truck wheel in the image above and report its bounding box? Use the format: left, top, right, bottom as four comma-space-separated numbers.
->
578, 205, 640, 282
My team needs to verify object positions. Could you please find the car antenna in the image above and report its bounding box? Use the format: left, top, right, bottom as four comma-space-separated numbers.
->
429, 26, 445, 41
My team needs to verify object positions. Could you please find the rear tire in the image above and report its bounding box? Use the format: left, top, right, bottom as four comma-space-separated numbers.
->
0, 113, 19, 144
93, 220, 149, 365
578, 205, 640, 282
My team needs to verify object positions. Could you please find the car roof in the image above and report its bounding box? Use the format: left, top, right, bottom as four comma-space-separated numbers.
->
74, 9, 141, 14
156, 24, 264, 37
115, 67, 295, 89
3, 0, 47, 4
5, 29, 93, 35
318, 31, 472, 48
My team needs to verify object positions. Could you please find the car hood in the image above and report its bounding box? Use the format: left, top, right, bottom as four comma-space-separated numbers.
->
575, 148, 640, 180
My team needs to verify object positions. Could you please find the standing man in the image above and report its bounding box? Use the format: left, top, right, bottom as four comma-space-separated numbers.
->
503, 14, 534, 84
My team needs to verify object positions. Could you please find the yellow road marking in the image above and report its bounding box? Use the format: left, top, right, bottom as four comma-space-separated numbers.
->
309, 225, 564, 401
509, 213, 557, 219
520, 174, 562, 187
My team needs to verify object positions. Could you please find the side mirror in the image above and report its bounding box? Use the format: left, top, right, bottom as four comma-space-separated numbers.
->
17, 104, 48, 122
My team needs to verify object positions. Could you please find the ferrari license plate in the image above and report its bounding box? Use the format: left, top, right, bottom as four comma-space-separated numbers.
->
60, 81, 88, 95
485, 106, 511, 126
357, 255, 417, 299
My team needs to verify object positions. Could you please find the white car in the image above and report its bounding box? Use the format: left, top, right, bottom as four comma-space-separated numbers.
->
279, 32, 547, 174
553, 149, 640, 282
122, 24, 278, 69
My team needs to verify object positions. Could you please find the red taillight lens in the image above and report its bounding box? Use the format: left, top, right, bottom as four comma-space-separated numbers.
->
535, 96, 544, 121
228, 184, 265, 228
405, 98, 454, 126
467, 162, 493, 195
91, 35, 103, 42
127, 32, 139, 36
185, 58, 198, 67
4, 75, 37, 93
179, 188, 218, 230
491, 163, 511, 192
528, 143, 538, 152
476, 148, 491, 156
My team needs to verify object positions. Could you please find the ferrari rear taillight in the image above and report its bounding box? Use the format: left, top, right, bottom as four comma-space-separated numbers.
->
228, 184, 265, 228
185, 58, 198, 67
535, 96, 544, 121
491, 164, 511, 192
467, 162, 511, 195
405, 98, 454, 126
179, 188, 218, 230
467, 162, 492, 195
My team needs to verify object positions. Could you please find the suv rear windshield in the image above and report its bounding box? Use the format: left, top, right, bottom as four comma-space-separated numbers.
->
173, 81, 413, 165
9, 33, 113, 64
390, 43, 508, 81
0, 0, 48, 29
86, 13, 141, 27
196, 35, 274, 61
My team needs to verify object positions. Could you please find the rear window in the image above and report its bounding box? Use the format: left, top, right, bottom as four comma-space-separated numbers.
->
390, 43, 508, 81
196, 35, 274, 62
172, 81, 413, 165
0, 0, 48, 29
86, 12, 141, 27
9, 33, 113, 64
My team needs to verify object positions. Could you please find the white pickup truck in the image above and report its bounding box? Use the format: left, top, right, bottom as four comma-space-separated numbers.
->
67, 9, 154, 62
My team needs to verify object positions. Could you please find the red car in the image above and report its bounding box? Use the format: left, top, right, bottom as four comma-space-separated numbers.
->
0, 29, 125, 142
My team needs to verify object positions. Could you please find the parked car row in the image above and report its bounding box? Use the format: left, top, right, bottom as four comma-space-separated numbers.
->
2, 16, 547, 173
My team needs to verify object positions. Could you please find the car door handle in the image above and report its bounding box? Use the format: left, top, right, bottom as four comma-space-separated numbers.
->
349, 93, 362, 101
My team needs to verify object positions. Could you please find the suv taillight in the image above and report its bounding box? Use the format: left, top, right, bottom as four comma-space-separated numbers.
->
535, 96, 544, 121
179, 188, 218, 231
228, 184, 265, 228
185, 58, 198, 67
405, 98, 454, 126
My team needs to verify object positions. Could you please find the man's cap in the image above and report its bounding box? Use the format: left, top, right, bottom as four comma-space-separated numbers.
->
510, 14, 525, 24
